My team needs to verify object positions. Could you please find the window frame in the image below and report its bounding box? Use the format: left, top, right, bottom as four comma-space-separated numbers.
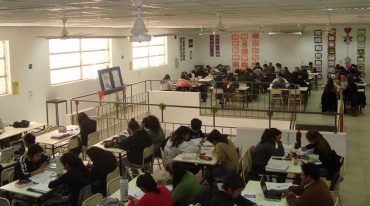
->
0, 40, 10, 95
131, 36, 168, 70
48, 38, 112, 85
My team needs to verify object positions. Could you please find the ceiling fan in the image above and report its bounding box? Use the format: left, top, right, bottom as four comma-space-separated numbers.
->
211, 12, 229, 35
37, 18, 128, 39
268, 25, 303, 37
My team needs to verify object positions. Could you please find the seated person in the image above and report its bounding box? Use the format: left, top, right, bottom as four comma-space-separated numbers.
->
105, 118, 152, 176
142, 115, 165, 157
86, 146, 117, 195
271, 73, 289, 88
161, 74, 173, 91
23, 133, 35, 149
206, 129, 239, 184
163, 126, 199, 164
291, 73, 308, 87
283, 163, 334, 206
128, 173, 173, 206
252, 128, 285, 182
302, 129, 341, 180
176, 72, 193, 90
14, 144, 50, 180
345, 77, 360, 116
49, 152, 90, 206
321, 78, 338, 112
210, 174, 256, 206
282, 67, 292, 83
189, 118, 204, 139
167, 162, 202, 206
74, 112, 97, 155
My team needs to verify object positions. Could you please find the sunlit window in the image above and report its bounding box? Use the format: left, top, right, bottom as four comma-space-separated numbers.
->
0, 41, 10, 95
132, 37, 167, 70
48, 38, 111, 85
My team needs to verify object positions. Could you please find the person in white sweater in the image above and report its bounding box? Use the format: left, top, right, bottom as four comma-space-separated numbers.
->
163, 126, 200, 164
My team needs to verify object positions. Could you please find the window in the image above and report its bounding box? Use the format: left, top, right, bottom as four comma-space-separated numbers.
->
0, 41, 10, 95
132, 37, 167, 70
48, 38, 111, 85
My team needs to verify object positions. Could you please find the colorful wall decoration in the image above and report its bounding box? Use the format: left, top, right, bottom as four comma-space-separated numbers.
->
357, 29, 366, 77
327, 29, 336, 72
314, 29, 323, 73
251, 33, 260, 67
231, 33, 249, 70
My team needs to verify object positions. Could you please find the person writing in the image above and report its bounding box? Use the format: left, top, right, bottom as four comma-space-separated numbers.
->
14, 144, 50, 181
283, 163, 334, 206
128, 173, 173, 206
210, 174, 256, 206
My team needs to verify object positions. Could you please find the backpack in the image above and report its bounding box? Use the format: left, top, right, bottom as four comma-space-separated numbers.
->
12, 120, 30, 128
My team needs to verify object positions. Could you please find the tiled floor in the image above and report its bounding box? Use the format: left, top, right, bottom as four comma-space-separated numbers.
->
302, 86, 369, 205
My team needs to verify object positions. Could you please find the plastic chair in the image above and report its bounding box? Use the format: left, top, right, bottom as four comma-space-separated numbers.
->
0, 197, 10, 206
125, 145, 154, 178
288, 89, 302, 111
87, 132, 100, 148
106, 167, 120, 184
0, 167, 14, 186
212, 88, 225, 107
67, 138, 80, 152
82, 193, 103, 206
106, 176, 120, 196
270, 88, 284, 109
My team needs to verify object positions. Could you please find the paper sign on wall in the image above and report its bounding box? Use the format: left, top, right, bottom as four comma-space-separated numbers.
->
12, 81, 19, 95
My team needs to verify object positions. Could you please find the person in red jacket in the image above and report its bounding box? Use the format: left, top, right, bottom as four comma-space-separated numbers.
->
128, 173, 173, 206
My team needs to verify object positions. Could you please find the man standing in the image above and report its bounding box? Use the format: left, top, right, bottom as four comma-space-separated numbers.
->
283, 163, 334, 206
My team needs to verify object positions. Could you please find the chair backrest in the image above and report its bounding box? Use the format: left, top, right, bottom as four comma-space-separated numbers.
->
1, 167, 15, 186
289, 89, 301, 96
330, 157, 345, 191
0, 197, 10, 206
78, 184, 93, 206
82, 193, 103, 206
8, 170, 14, 184
106, 167, 120, 184
270, 88, 282, 95
142, 144, 154, 164
67, 138, 80, 152
213, 88, 224, 94
236, 145, 255, 182
87, 132, 100, 147
106, 176, 121, 196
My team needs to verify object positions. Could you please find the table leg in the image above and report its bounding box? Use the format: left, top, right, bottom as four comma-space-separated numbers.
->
52, 145, 55, 157
119, 153, 123, 176
55, 104, 59, 126
315, 76, 318, 90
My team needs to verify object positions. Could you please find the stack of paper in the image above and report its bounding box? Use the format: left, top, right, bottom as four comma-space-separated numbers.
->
181, 153, 197, 160
29, 182, 51, 194
29, 170, 55, 183
266, 182, 292, 190
265, 159, 289, 172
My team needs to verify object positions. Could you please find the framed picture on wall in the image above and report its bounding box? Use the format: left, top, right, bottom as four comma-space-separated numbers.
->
357, 36, 366, 42
358, 49, 365, 58
314, 37, 322, 43
188, 39, 193, 48
232, 47, 239, 53
328, 35, 336, 41
328, 54, 335, 60
358, 42, 366, 48
315, 53, 322, 59
328, 60, 335, 68
315, 45, 323, 51
232, 41, 239, 46
328, 47, 335, 54
358, 29, 366, 35
316, 67, 322, 72
314, 30, 322, 36
358, 57, 365, 62
358, 64, 365, 70
328, 41, 335, 48
315, 60, 322, 66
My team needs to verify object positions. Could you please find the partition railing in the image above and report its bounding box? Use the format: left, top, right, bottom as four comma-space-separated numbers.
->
69, 79, 343, 133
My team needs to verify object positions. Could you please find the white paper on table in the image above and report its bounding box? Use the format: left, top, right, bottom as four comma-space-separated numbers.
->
265, 159, 289, 171
294, 148, 314, 156
241, 192, 257, 202
29, 182, 51, 193
266, 182, 292, 190
29, 170, 55, 183
128, 187, 144, 199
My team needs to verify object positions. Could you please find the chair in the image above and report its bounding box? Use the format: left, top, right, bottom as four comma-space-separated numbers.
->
87, 132, 100, 148
0, 197, 10, 206
106, 176, 120, 196
78, 184, 93, 206
288, 89, 302, 111
82, 193, 103, 206
329, 157, 345, 206
8, 170, 14, 184
67, 138, 80, 152
236, 146, 255, 182
212, 88, 225, 107
1, 167, 14, 186
126, 145, 154, 179
106, 167, 120, 184
270, 88, 284, 109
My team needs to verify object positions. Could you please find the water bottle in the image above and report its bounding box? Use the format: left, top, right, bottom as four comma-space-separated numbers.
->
55, 156, 63, 175
120, 177, 128, 202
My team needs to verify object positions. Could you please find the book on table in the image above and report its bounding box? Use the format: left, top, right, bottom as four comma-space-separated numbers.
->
265, 158, 289, 172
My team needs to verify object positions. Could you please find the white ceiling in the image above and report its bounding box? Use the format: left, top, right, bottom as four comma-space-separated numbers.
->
0, 0, 369, 29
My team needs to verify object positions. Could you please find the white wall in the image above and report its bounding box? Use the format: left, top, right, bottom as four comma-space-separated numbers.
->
195, 25, 370, 83
0, 26, 197, 124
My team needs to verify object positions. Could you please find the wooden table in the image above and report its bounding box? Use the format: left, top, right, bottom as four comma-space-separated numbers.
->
36, 125, 79, 156
0, 122, 46, 141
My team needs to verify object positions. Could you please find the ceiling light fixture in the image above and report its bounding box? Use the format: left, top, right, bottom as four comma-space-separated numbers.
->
129, 0, 151, 42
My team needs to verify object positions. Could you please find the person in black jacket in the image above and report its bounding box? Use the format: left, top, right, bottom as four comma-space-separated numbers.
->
189, 118, 204, 139
119, 118, 153, 177
321, 78, 338, 112
76, 112, 97, 154
86, 146, 117, 195
14, 144, 50, 180
49, 152, 90, 206
210, 174, 256, 206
